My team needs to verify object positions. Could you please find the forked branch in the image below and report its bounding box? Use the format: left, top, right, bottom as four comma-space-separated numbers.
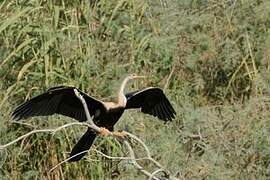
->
73, 89, 181, 180
0, 89, 181, 180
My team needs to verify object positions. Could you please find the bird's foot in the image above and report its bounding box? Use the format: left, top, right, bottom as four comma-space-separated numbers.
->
112, 131, 127, 138
100, 127, 110, 136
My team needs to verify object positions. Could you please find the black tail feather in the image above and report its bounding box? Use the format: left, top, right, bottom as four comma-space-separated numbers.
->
68, 128, 96, 162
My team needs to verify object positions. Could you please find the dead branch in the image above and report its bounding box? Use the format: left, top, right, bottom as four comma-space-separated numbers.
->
0, 122, 88, 150
0, 89, 181, 180
73, 88, 181, 180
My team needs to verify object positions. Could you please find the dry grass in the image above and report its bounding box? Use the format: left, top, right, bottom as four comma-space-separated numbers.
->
1, 0, 270, 179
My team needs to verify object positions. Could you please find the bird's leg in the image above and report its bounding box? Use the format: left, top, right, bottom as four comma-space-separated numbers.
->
99, 128, 127, 138
112, 131, 127, 138
100, 127, 110, 136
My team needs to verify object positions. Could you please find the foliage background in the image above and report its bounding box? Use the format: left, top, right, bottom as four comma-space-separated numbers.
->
1, 0, 270, 179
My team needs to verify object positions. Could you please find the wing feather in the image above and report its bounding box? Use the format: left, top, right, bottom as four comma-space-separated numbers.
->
158, 103, 166, 120
160, 102, 170, 121
152, 106, 159, 118
125, 87, 176, 121
12, 86, 105, 122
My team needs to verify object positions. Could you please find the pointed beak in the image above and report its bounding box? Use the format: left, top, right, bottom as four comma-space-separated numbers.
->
132, 75, 146, 79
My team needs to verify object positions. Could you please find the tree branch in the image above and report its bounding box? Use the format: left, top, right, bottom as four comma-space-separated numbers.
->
0, 122, 88, 150
123, 140, 161, 180
73, 89, 103, 134
0, 89, 182, 180
72, 89, 181, 180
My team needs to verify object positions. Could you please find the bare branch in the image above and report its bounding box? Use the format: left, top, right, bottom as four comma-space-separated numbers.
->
124, 131, 164, 169
0, 122, 86, 150
123, 140, 161, 180
73, 89, 101, 134
0, 89, 181, 180
150, 169, 168, 180
49, 150, 90, 172
73, 89, 181, 180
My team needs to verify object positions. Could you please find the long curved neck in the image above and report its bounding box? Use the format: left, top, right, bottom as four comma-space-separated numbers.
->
117, 76, 130, 107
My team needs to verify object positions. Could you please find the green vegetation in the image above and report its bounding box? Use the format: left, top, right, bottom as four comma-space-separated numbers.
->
1, 0, 270, 179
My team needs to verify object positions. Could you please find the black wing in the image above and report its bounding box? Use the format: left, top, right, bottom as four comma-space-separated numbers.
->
12, 86, 105, 122
125, 87, 176, 121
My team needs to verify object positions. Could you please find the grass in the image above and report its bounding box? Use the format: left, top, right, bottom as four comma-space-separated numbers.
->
1, 0, 270, 179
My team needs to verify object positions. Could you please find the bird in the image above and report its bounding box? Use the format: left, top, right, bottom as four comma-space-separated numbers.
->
12, 74, 176, 162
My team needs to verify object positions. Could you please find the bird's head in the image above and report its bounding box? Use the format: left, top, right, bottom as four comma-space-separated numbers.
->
119, 74, 145, 95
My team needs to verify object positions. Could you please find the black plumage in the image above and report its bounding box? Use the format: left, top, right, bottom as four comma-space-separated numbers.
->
13, 82, 176, 162
125, 88, 176, 121
12, 86, 104, 122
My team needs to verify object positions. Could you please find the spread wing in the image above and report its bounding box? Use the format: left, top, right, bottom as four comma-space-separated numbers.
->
12, 86, 105, 122
125, 87, 176, 121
